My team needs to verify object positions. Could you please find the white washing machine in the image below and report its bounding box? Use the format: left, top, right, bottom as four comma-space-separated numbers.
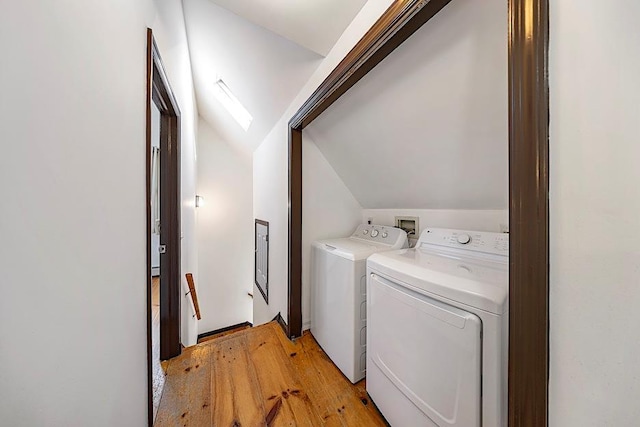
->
311, 224, 408, 383
366, 228, 509, 427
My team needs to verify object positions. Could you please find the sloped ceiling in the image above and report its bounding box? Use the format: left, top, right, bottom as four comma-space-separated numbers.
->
305, 0, 508, 210
206, 0, 368, 56
184, 0, 324, 154
183, 0, 370, 155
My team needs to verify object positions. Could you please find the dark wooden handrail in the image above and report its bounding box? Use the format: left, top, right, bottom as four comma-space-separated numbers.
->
185, 273, 201, 320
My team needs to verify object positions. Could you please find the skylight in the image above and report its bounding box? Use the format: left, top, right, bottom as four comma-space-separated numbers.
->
212, 79, 253, 131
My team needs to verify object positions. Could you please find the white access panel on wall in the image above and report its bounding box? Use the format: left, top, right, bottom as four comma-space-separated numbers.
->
368, 272, 482, 427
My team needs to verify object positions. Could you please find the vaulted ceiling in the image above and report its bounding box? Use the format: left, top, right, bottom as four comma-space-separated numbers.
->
183, 0, 368, 154
205, 0, 368, 56
305, 0, 509, 210
186, 0, 509, 211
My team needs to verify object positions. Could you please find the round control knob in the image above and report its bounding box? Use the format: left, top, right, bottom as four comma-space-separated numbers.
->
382, 231, 388, 238
362, 229, 369, 235
371, 229, 379, 237
457, 234, 471, 244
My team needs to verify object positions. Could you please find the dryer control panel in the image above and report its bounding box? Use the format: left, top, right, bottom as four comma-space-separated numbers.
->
418, 227, 509, 258
351, 224, 408, 248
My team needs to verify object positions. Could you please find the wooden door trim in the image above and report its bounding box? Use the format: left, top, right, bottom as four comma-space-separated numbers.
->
286, 0, 550, 425
507, 1, 550, 425
145, 30, 153, 427
146, 28, 182, 426
287, 127, 302, 336
289, 0, 452, 130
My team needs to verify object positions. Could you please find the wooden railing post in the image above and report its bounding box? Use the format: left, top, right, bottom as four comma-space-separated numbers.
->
185, 273, 201, 320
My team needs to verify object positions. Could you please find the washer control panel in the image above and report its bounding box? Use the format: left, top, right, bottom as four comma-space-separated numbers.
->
418, 227, 509, 257
351, 224, 408, 248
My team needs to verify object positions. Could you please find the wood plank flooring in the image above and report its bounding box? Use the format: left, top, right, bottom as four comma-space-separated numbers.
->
151, 277, 165, 420
155, 321, 388, 426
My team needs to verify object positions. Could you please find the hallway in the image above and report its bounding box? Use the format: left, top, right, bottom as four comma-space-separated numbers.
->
154, 322, 387, 426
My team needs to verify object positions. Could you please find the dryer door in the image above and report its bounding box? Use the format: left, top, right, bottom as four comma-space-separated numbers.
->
367, 272, 482, 427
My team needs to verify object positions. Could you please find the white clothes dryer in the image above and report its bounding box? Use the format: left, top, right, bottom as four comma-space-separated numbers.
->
311, 224, 408, 383
366, 228, 509, 427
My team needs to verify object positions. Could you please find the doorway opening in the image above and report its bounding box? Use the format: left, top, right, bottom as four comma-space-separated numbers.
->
149, 99, 163, 420
285, 0, 549, 425
146, 28, 182, 425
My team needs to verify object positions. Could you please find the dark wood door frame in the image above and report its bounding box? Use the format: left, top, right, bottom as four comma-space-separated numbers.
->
146, 28, 182, 426
286, 1, 549, 425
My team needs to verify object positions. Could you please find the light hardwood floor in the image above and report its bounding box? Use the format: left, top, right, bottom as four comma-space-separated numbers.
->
155, 321, 388, 426
151, 277, 165, 420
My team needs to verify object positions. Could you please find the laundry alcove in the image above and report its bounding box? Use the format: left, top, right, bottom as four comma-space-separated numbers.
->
284, 0, 550, 425
300, 0, 509, 338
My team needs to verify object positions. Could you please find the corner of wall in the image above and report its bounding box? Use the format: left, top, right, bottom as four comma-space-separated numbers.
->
250, 0, 395, 330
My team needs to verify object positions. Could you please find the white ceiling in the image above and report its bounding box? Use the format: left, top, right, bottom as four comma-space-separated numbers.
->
205, 0, 368, 56
184, 0, 324, 154
183, 0, 370, 155
305, 0, 509, 210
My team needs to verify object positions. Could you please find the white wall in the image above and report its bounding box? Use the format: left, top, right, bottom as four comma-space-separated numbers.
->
305, 0, 508, 210
252, 120, 289, 325
152, 0, 200, 349
302, 135, 363, 330
253, 0, 396, 326
0, 0, 198, 425
549, 2, 640, 426
196, 118, 253, 333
